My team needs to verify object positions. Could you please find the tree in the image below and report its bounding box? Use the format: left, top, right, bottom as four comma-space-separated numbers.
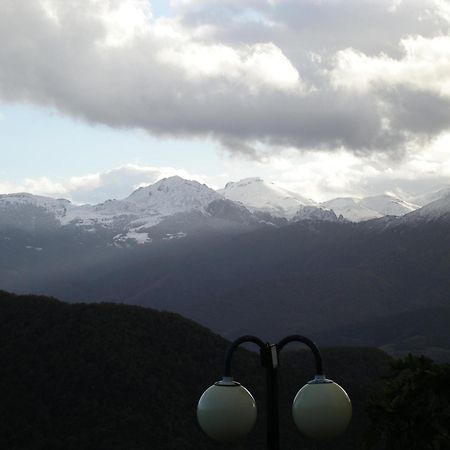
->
365, 354, 450, 450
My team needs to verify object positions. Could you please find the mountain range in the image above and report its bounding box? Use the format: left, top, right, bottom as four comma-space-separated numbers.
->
0, 176, 449, 360
1, 176, 449, 247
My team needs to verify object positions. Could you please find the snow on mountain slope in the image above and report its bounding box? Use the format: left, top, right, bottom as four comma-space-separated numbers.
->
411, 186, 450, 207
0, 193, 72, 221
61, 200, 136, 227
64, 176, 222, 228
219, 177, 314, 218
0, 193, 71, 213
69, 177, 225, 243
321, 197, 382, 222
220, 179, 416, 223
0, 192, 138, 228
127, 176, 221, 218
402, 192, 450, 223
359, 195, 418, 216
322, 194, 417, 222
1, 177, 443, 245
293, 205, 338, 222
0, 177, 225, 244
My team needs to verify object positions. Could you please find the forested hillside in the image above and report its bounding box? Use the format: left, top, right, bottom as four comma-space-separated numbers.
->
0, 291, 390, 450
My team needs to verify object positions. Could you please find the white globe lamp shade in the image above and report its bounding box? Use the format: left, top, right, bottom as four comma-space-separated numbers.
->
292, 376, 352, 441
197, 379, 257, 442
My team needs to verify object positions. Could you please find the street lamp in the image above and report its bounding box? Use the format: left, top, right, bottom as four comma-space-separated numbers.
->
197, 335, 351, 449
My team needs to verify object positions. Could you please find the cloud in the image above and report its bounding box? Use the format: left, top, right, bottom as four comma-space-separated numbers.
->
261, 132, 450, 201
330, 34, 450, 140
174, 0, 449, 58
0, 0, 449, 158
0, 177, 68, 198
331, 36, 450, 97
158, 41, 303, 92
65, 164, 207, 203
2, 143, 450, 205
0, 164, 211, 204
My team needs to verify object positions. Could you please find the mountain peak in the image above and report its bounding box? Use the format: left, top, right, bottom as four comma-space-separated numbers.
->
411, 185, 450, 207
131, 175, 211, 193
321, 197, 382, 222
0, 192, 72, 212
0, 192, 71, 204
224, 177, 265, 190
359, 194, 417, 217
126, 176, 221, 214
155, 175, 192, 185
321, 194, 418, 222
220, 178, 314, 218
404, 191, 450, 223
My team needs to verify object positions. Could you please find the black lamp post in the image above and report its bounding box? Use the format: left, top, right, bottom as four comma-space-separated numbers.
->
197, 334, 351, 449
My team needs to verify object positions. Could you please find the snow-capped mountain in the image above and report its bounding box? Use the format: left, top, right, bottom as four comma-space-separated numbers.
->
321, 197, 383, 222
0, 192, 74, 233
1, 176, 448, 247
127, 176, 221, 215
293, 205, 339, 222
359, 195, 417, 216
321, 194, 418, 222
68, 176, 221, 225
0, 177, 262, 244
219, 178, 417, 223
0, 193, 72, 220
219, 177, 315, 219
402, 191, 450, 223
410, 186, 450, 207
67, 176, 224, 240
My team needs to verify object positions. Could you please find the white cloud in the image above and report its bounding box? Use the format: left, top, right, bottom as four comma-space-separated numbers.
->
157, 42, 303, 92
259, 133, 450, 201
331, 36, 450, 97
66, 164, 215, 203
0, 177, 68, 198
21, 177, 68, 197
1, 144, 450, 205
0, 164, 213, 204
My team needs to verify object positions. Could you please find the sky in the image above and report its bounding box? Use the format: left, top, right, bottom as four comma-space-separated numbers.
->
0, 0, 450, 204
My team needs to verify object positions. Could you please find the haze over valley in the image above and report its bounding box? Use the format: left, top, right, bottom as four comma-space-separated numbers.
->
1, 175, 449, 361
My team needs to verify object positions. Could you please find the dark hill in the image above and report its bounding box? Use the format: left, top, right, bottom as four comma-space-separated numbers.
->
314, 306, 450, 362
0, 291, 390, 450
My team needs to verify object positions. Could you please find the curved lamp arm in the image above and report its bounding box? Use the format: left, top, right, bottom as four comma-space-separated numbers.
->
224, 335, 266, 379
198, 333, 350, 447
277, 335, 324, 375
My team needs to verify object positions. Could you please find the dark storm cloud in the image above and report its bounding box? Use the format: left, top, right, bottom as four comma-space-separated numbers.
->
213, 90, 399, 154
385, 88, 450, 136
0, 0, 449, 158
